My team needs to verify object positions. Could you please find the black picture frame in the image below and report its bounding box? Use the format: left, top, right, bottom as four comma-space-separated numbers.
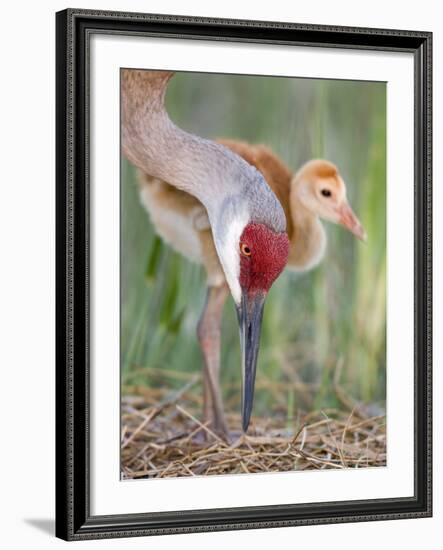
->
55, 8, 432, 541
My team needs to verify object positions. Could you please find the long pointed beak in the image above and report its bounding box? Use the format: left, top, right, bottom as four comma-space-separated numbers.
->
338, 201, 367, 241
236, 291, 266, 433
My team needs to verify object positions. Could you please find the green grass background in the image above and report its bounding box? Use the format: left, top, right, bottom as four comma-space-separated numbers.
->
121, 72, 386, 417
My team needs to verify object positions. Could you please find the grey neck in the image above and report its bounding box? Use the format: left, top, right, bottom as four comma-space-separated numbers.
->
121, 70, 286, 233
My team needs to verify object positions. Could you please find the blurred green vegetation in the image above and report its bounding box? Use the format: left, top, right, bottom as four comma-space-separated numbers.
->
121, 72, 386, 416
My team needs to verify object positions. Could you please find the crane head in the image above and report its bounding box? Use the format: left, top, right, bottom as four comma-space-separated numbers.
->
295, 160, 366, 241
236, 223, 289, 431
215, 212, 289, 432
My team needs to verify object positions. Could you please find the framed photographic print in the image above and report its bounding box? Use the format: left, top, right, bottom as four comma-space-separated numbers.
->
55, 8, 432, 541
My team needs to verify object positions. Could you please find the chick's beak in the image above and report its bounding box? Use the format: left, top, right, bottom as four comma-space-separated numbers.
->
338, 201, 367, 241
236, 290, 266, 433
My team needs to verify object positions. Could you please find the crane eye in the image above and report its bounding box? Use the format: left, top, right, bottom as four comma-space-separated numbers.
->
240, 243, 252, 257
321, 189, 332, 198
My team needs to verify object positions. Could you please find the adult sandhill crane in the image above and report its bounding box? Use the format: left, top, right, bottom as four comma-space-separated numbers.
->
122, 70, 290, 434
137, 139, 366, 435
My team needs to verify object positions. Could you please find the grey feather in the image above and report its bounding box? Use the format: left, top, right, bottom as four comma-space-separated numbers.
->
122, 69, 286, 235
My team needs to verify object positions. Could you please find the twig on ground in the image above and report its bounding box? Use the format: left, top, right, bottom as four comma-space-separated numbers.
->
121, 382, 386, 479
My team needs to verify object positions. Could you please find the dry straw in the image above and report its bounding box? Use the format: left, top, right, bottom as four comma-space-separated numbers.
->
121, 378, 386, 479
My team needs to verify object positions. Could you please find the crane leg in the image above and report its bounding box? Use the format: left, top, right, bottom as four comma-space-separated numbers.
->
197, 284, 229, 437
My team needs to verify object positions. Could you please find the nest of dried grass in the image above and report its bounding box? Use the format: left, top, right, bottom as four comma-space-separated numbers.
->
121, 377, 386, 479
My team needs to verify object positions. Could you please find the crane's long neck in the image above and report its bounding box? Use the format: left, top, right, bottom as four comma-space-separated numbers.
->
287, 180, 326, 272
122, 69, 283, 231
